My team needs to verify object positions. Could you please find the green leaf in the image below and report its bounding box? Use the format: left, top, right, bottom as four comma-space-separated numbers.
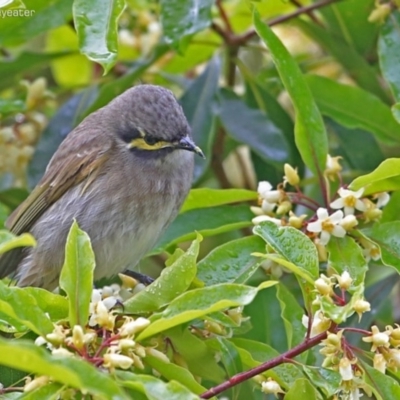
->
254, 11, 328, 176
0, 188, 29, 210
306, 75, 400, 144
242, 75, 301, 169
0, 338, 128, 399
19, 382, 63, 399
363, 363, 400, 400
144, 354, 206, 395
46, 25, 92, 88
0, 281, 56, 336
285, 378, 318, 400
73, 0, 125, 73
123, 235, 201, 314
0, 0, 73, 47
166, 325, 225, 382
230, 338, 303, 388
153, 205, 254, 253
327, 236, 368, 288
0, 51, 69, 92
59, 221, 95, 327
137, 281, 277, 340
219, 89, 289, 167
319, 0, 377, 57
116, 371, 200, 400
362, 221, 400, 272
181, 188, 257, 213
197, 236, 265, 286
253, 222, 319, 280
382, 190, 400, 223
23, 288, 68, 321
297, 19, 389, 103
0, 99, 26, 115
301, 366, 341, 398
276, 283, 306, 352
379, 10, 400, 101
160, 0, 213, 50
327, 119, 384, 173
0, 364, 28, 390
0, 230, 36, 255
180, 57, 220, 181
349, 158, 400, 195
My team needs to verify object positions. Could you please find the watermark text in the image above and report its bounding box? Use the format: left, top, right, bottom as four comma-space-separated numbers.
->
0, 8, 35, 17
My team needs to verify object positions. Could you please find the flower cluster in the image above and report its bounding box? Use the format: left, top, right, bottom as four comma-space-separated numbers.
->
25, 282, 168, 394
251, 156, 390, 261
0, 78, 52, 187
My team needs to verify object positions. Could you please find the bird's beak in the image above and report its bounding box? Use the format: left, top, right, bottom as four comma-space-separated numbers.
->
176, 136, 205, 158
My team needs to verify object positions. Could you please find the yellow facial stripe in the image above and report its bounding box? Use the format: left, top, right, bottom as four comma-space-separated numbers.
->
128, 137, 172, 151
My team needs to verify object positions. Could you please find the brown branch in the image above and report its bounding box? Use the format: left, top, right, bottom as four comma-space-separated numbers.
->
289, 0, 322, 25
200, 330, 329, 398
211, 126, 231, 188
216, 0, 234, 34
211, 0, 343, 47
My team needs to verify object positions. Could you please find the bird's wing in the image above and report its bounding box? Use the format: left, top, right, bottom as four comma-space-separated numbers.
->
7, 148, 109, 235
0, 135, 110, 278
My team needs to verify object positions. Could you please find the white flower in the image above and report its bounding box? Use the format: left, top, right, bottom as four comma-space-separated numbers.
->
257, 181, 273, 198
375, 192, 390, 208
330, 188, 366, 215
302, 311, 331, 337
257, 181, 282, 213
339, 357, 354, 381
307, 208, 346, 245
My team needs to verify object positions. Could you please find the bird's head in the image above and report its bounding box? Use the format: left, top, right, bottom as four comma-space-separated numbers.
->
108, 85, 204, 159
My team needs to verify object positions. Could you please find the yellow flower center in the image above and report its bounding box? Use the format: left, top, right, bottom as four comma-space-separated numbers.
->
321, 219, 334, 233
344, 195, 357, 207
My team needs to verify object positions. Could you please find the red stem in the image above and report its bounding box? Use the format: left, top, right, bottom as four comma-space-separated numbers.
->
200, 330, 328, 398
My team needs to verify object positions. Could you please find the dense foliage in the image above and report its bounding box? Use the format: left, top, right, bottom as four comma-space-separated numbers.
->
1, 0, 400, 399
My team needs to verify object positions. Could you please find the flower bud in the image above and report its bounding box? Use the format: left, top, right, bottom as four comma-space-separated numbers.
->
276, 200, 292, 215
103, 353, 133, 370
288, 212, 306, 229
283, 163, 300, 186
340, 215, 358, 231
146, 348, 170, 363
325, 155, 342, 181
336, 271, 352, 290
119, 317, 150, 337
315, 277, 332, 296
118, 339, 136, 350
72, 325, 85, 350
368, 3, 391, 24
353, 299, 371, 321
52, 348, 74, 357
261, 378, 285, 397
24, 376, 49, 392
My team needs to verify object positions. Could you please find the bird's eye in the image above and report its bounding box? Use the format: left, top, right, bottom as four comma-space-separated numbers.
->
144, 136, 158, 146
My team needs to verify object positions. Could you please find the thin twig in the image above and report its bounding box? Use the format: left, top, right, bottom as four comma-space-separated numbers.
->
200, 330, 329, 398
216, 0, 234, 34
211, 0, 343, 47
289, 0, 322, 25
211, 126, 231, 188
